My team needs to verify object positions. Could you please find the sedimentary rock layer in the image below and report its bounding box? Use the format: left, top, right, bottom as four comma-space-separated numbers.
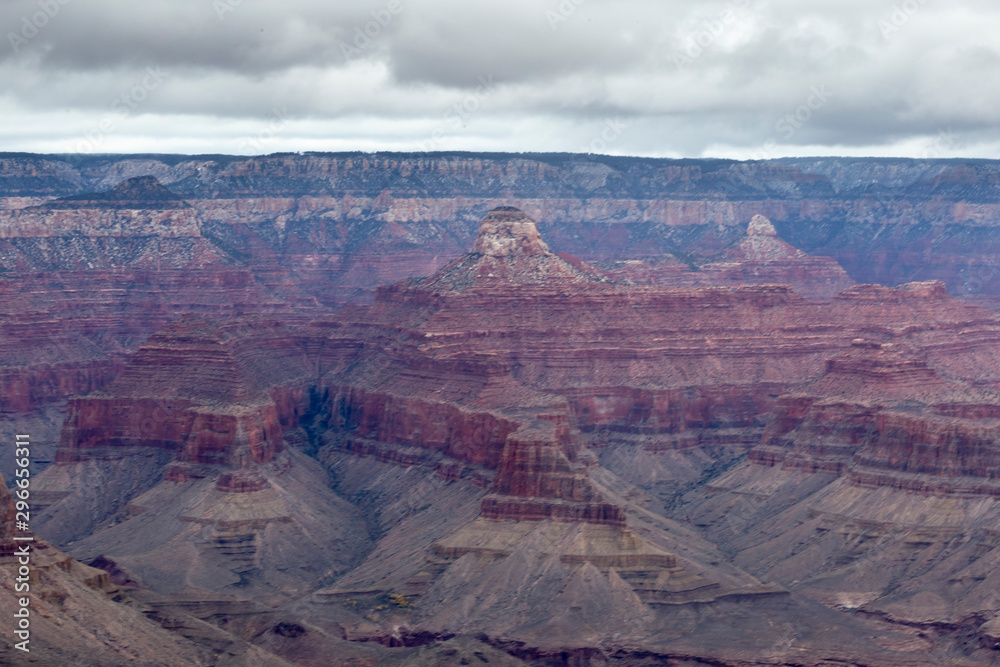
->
34, 204, 1000, 665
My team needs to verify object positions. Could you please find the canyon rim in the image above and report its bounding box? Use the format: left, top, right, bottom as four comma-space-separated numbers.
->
1, 152, 1000, 666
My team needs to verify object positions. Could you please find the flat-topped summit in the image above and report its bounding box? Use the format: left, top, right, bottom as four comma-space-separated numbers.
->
47, 175, 189, 209
747, 213, 778, 236
420, 207, 605, 291
471, 206, 551, 257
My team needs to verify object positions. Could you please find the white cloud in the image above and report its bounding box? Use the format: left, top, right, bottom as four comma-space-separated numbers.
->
1, 0, 997, 158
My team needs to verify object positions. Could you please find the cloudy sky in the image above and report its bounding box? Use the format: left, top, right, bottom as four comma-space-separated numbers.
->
1, 0, 997, 159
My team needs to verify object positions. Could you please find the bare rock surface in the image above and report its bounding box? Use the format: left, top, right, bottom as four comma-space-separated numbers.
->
19, 203, 1000, 664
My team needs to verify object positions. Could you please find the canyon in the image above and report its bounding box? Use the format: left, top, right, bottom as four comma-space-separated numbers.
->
2, 152, 1000, 665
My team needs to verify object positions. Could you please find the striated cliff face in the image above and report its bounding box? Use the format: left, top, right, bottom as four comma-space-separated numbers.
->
655, 335, 1000, 649
0, 154, 993, 427
54, 315, 301, 467
2, 152, 1000, 304
599, 213, 855, 299
753, 338, 1000, 487
481, 417, 626, 526
34, 317, 373, 606
11, 157, 1000, 664
0, 175, 316, 451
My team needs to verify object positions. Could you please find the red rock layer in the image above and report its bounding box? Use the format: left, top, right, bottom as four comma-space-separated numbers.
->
215, 470, 270, 493
753, 339, 1000, 493
0, 177, 323, 419
483, 418, 625, 526
56, 397, 196, 462
479, 496, 626, 526
604, 215, 855, 300
54, 315, 315, 471
322, 385, 519, 469
182, 403, 283, 465
859, 411, 1000, 480
0, 317, 125, 413
565, 384, 782, 435
45, 207, 1000, 525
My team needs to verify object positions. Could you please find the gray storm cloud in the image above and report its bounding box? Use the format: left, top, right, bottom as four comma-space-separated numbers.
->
1, 0, 997, 157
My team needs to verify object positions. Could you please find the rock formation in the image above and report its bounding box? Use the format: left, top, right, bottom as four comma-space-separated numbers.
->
6, 152, 1000, 664
47, 175, 190, 209
299, 207, 1000, 663
1, 152, 995, 475
0, 472, 229, 666
698, 214, 855, 299
5, 152, 1000, 307
480, 418, 625, 526
33, 315, 373, 605
419, 206, 605, 291
750, 337, 1000, 487
601, 213, 855, 299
